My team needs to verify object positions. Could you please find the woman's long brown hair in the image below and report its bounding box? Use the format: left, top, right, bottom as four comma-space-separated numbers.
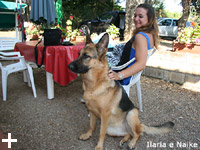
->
132, 3, 159, 49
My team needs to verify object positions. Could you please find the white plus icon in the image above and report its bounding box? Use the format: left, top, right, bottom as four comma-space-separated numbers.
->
2, 133, 17, 148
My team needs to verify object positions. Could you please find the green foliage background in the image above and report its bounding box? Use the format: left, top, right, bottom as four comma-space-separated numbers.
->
62, 0, 123, 29
5, 0, 200, 28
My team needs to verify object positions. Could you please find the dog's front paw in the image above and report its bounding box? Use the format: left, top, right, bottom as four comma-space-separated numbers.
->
79, 133, 91, 141
119, 139, 127, 146
119, 134, 130, 148
95, 145, 103, 150
128, 143, 136, 150
119, 140, 127, 148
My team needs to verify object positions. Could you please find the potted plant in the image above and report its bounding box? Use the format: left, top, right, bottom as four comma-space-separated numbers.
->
26, 23, 40, 40
56, 24, 67, 42
70, 29, 85, 42
65, 30, 72, 41
173, 22, 200, 51
74, 29, 85, 42
106, 24, 120, 40
70, 29, 78, 41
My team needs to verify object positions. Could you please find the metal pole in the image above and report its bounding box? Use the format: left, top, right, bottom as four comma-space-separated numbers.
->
15, 0, 19, 41
19, 0, 24, 41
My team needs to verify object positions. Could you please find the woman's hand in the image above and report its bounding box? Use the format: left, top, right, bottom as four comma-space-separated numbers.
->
108, 69, 124, 80
108, 69, 117, 80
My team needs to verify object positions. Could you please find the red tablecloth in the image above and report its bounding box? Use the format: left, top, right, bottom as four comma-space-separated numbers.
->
14, 41, 85, 86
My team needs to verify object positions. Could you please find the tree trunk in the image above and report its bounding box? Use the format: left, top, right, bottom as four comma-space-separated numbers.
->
178, 0, 190, 28
145, 0, 156, 5
23, 0, 31, 21
124, 0, 145, 41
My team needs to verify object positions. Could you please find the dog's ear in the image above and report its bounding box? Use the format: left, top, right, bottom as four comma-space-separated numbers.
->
96, 33, 109, 57
85, 30, 93, 45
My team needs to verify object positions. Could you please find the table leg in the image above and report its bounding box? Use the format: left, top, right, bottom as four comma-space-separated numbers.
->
46, 72, 54, 99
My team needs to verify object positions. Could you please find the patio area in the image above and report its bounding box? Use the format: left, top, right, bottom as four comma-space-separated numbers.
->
0, 63, 199, 149
0, 0, 199, 148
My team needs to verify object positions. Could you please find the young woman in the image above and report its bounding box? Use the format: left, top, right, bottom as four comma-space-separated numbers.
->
108, 3, 159, 84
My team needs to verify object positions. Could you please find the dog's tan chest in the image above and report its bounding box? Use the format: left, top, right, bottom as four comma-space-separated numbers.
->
84, 97, 101, 116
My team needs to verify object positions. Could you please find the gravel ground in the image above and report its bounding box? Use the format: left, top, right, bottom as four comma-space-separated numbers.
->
0, 66, 199, 150
0, 39, 199, 150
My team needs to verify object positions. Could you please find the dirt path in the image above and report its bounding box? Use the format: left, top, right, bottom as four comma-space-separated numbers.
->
0, 67, 199, 150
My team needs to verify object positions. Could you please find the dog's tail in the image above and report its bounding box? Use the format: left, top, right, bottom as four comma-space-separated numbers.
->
141, 121, 175, 135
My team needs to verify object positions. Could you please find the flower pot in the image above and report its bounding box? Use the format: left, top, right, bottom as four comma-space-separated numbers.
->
75, 36, 85, 42
31, 34, 39, 40
173, 42, 200, 52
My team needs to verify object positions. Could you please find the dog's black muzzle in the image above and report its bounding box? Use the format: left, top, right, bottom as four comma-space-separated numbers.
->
68, 61, 77, 72
68, 60, 89, 74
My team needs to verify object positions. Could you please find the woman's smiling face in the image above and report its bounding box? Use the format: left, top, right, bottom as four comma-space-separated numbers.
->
134, 7, 148, 29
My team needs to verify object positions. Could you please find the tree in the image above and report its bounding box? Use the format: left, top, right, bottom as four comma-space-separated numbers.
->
164, 10, 182, 19
191, 0, 200, 24
153, 0, 165, 17
62, 0, 118, 29
124, 0, 145, 41
178, 0, 190, 28
191, 0, 200, 13
145, 0, 156, 5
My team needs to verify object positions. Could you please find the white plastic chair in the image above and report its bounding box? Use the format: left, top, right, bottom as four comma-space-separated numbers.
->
111, 48, 156, 112
0, 37, 20, 51
0, 51, 37, 101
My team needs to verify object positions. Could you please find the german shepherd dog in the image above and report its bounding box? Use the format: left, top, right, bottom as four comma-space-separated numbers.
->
68, 33, 174, 150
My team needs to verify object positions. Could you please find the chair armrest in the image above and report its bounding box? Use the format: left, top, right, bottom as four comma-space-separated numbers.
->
0, 51, 24, 61
111, 57, 136, 70
0, 55, 24, 60
0, 51, 21, 57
